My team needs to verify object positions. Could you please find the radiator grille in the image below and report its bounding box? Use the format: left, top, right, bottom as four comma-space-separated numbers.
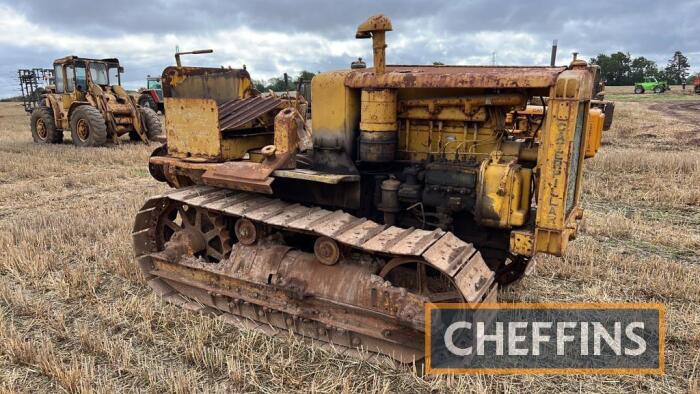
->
565, 103, 585, 215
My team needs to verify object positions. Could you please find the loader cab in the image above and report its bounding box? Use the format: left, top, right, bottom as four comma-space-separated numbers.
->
53, 57, 88, 107
52, 56, 123, 94
51, 57, 124, 114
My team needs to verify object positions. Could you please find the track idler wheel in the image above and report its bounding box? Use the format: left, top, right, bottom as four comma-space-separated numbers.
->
313, 236, 340, 265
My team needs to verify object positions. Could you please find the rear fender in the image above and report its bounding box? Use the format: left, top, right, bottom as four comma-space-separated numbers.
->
44, 94, 66, 128
67, 101, 92, 121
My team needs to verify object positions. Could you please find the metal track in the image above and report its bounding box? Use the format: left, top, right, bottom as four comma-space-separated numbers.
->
133, 185, 497, 362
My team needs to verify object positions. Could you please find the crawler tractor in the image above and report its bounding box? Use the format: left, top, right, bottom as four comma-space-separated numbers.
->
30, 56, 161, 147
133, 15, 610, 362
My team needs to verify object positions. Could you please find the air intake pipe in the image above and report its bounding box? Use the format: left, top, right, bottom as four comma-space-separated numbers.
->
355, 14, 392, 75
356, 15, 398, 162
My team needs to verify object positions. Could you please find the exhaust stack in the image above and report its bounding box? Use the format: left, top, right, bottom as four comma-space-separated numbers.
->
550, 39, 558, 66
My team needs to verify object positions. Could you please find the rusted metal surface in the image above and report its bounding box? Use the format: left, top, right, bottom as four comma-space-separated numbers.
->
132, 186, 497, 362
201, 151, 292, 194
198, 107, 301, 193
399, 93, 526, 113
345, 65, 567, 89
271, 108, 301, 155
164, 97, 222, 159
219, 96, 283, 131
355, 15, 392, 75
161, 66, 252, 104
150, 155, 361, 186
272, 169, 359, 184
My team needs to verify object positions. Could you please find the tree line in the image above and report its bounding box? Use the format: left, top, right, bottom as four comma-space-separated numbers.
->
590, 50, 692, 86
253, 70, 316, 92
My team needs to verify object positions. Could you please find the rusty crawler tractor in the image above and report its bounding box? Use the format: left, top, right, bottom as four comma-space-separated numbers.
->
133, 15, 611, 362
30, 56, 162, 147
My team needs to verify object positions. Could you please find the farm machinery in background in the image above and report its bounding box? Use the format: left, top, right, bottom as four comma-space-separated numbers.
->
138, 76, 164, 113
17, 68, 54, 113
133, 14, 612, 363
28, 56, 162, 147
693, 74, 700, 94
634, 76, 669, 94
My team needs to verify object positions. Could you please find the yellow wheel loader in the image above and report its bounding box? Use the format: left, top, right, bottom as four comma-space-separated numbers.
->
30, 56, 161, 147
133, 15, 611, 363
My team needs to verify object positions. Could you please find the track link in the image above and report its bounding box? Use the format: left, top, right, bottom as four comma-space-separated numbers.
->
133, 185, 497, 362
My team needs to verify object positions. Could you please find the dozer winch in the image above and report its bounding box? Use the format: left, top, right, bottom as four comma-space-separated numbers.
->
133, 15, 611, 363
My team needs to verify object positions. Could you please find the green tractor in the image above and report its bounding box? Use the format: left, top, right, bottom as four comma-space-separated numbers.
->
634, 76, 669, 94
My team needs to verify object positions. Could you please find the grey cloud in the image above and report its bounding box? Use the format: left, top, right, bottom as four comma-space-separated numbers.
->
11, 0, 699, 50
1, 1, 699, 97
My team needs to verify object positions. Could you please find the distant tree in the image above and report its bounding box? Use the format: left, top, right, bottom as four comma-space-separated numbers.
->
590, 52, 632, 85
265, 77, 290, 92
433, 61, 445, 65
253, 79, 267, 92
262, 70, 317, 92
295, 71, 315, 84
663, 51, 690, 84
629, 56, 659, 82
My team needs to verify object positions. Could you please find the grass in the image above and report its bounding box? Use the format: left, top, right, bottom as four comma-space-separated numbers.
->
0, 100, 699, 392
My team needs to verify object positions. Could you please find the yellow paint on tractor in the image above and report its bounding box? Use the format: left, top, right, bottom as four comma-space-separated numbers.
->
136, 14, 616, 363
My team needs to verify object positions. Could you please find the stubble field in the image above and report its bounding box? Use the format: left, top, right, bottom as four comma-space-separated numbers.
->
0, 98, 699, 393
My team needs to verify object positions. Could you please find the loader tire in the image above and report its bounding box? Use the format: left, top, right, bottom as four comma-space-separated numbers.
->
653, 85, 663, 93
141, 107, 163, 140
138, 94, 157, 111
130, 107, 163, 142
30, 106, 62, 144
634, 86, 644, 94
70, 106, 107, 147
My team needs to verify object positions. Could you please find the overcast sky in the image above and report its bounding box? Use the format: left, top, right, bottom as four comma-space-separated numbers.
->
1, 0, 698, 97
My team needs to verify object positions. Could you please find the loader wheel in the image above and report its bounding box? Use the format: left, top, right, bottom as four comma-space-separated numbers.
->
30, 107, 62, 144
653, 86, 663, 93
634, 86, 644, 94
130, 107, 162, 142
69, 106, 107, 147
